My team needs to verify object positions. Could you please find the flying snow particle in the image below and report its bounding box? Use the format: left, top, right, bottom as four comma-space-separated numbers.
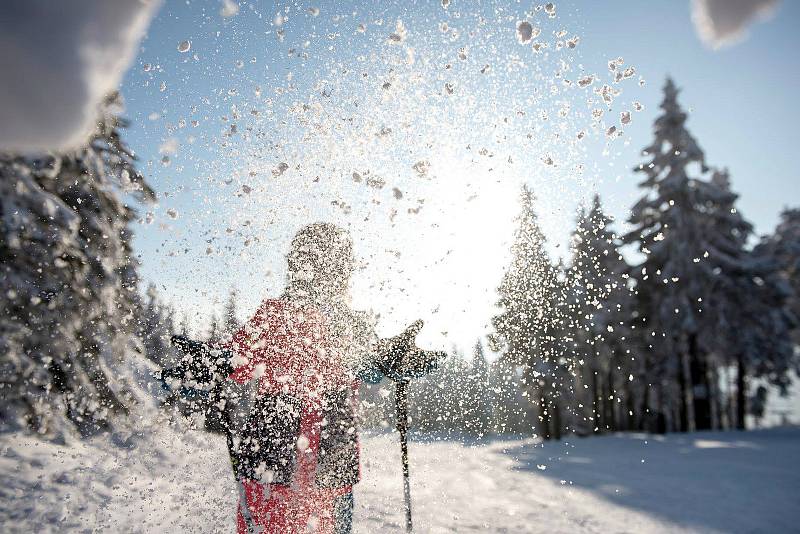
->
544, 3, 556, 18
220, 0, 239, 18
0, 0, 159, 152
412, 160, 431, 176
621, 111, 631, 124
444, 82, 454, 94
388, 19, 407, 43
296, 435, 310, 451
166, 208, 178, 220
272, 162, 289, 176
357, 23, 367, 33
532, 41, 547, 53
614, 66, 636, 83
307, 7, 320, 17
516, 21, 534, 44
537, 464, 547, 470
366, 175, 386, 189
442, 0, 450, 7
392, 188, 403, 200
177, 40, 191, 53
158, 137, 179, 155
577, 75, 595, 88
692, 0, 779, 49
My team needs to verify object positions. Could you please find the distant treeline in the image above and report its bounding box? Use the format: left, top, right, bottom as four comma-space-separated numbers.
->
358, 78, 799, 439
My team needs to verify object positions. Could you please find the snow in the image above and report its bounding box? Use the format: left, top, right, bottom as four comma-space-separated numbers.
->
0, 0, 160, 153
2, 427, 798, 532
691, 0, 780, 49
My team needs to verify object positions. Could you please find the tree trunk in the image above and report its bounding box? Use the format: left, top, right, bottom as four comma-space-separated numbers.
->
689, 333, 711, 431
736, 354, 747, 431
678, 354, 688, 431
592, 370, 602, 433
552, 399, 562, 440
639, 381, 651, 432
623, 380, 634, 431
680, 343, 696, 432
708, 365, 720, 430
539, 389, 551, 440
606, 366, 617, 431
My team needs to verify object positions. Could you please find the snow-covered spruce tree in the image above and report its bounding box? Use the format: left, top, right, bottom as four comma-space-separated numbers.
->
178, 314, 190, 337
728, 244, 795, 430
487, 355, 532, 435
761, 208, 800, 347
222, 287, 239, 340
207, 313, 221, 345
137, 284, 178, 368
624, 78, 749, 432
490, 185, 571, 439
692, 169, 754, 429
0, 93, 155, 438
568, 195, 635, 433
715, 205, 799, 429
466, 340, 492, 438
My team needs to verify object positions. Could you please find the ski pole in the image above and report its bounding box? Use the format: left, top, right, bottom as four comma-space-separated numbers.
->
395, 378, 413, 533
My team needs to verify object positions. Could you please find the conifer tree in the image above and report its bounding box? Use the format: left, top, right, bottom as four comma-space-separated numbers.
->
222, 287, 239, 340
491, 185, 569, 439
467, 340, 492, 437
624, 78, 747, 431
568, 195, 633, 432
0, 93, 154, 437
138, 284, 177, 368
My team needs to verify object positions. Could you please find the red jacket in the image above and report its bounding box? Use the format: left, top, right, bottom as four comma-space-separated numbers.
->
227, 298, 361, 501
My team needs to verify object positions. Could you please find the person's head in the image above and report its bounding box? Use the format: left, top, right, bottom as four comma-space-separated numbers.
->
286, 222, 355, 302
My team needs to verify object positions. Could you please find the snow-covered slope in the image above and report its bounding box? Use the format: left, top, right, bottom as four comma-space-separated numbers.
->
1, 426, 798, 533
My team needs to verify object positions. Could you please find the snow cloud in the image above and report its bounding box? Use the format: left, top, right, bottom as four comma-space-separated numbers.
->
691, 0, 780, 49
0, 0, 160, 153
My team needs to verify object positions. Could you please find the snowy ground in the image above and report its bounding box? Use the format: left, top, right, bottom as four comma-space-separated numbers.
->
1, 424, 798, 533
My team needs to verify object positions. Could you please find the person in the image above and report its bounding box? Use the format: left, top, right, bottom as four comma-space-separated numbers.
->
225, 222, 444, 534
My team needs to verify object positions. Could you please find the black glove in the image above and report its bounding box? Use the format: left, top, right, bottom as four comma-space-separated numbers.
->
376, 320, 447, 381
169, 335, 234, 383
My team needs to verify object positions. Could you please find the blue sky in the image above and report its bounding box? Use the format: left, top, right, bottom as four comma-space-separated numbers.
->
119, 0, 799, 354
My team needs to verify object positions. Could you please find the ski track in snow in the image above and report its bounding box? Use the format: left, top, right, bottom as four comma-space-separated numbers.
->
1, 427, 798, 533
